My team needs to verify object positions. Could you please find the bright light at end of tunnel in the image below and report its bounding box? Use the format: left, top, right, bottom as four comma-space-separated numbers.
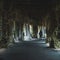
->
24, 36, 30, 41
46, 43, 50, 47
44, 33, 47, 38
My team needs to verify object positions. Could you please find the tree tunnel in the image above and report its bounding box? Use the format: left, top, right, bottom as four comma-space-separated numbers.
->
0, 0, 60, 48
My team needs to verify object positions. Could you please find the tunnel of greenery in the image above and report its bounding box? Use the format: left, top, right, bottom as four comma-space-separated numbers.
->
0, 0, 60, 48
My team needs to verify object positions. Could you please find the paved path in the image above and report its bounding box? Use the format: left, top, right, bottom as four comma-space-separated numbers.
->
0, 40, 60, 60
